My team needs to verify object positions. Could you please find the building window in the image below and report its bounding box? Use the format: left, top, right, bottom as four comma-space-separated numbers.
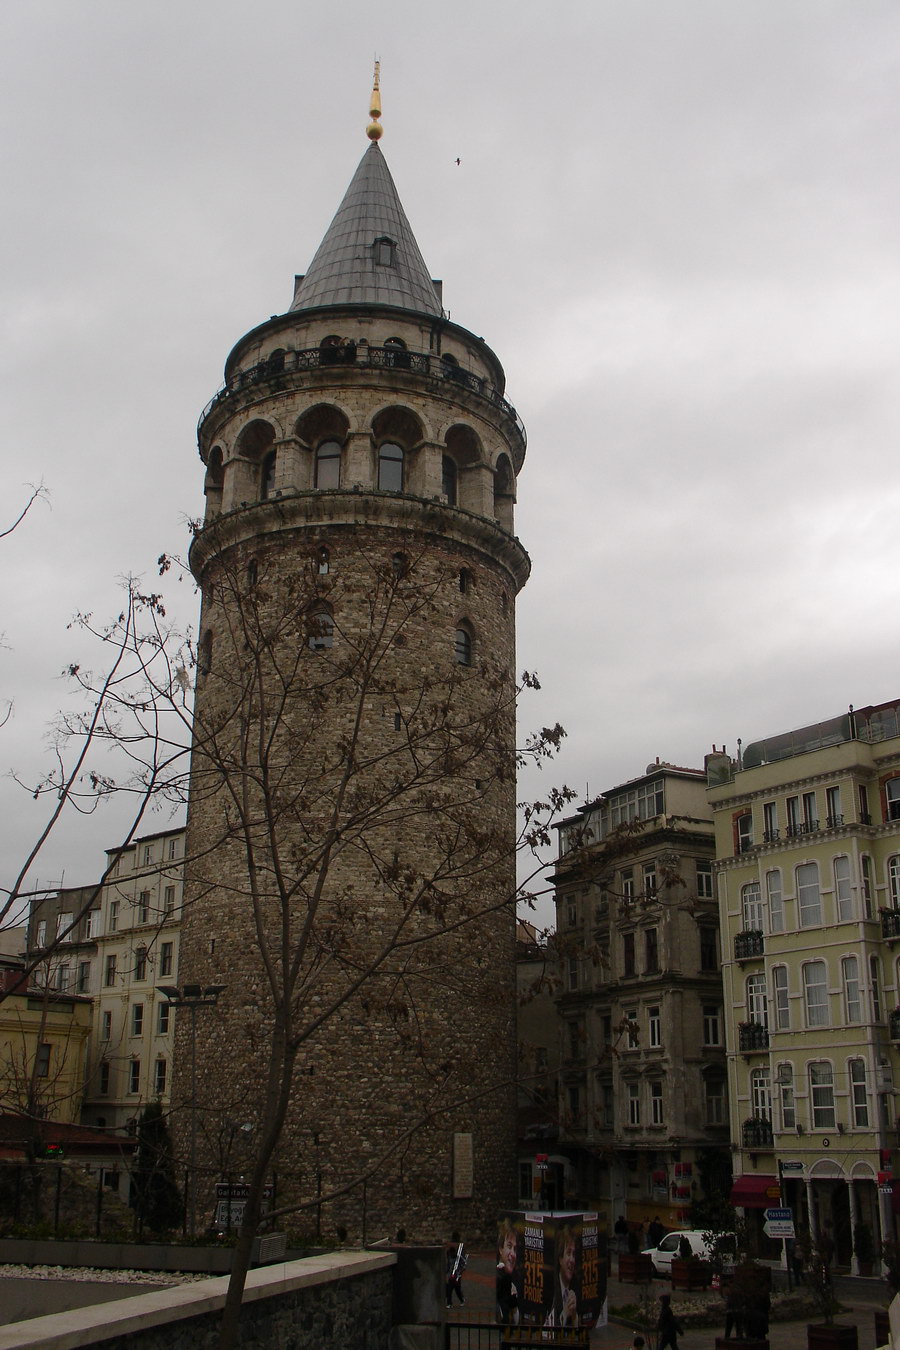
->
741, 882, 764, 931
35, 919, 47, 947
705, 1079, 725, 1125
567, 1021, 581, 1059
602, 1082, 614, 1127
627, 1082, 640, 1126
623, 932, 635, 977
566, 1083, 581, 1123
703, 1005, 721, 1045
143, 845, 152, 866
803, 961, 829, 1027
78, 965, 89, 996
374, 236, 396, 267
802, 791, 818, 830
861, 855, 874, 918
826, 784, 842, 827
168, 838, 178, 861
696, 861, 714, 898
797, 862, 822, 927
809, 1062, 835, 1130
137, 891, 151, 925
565, 896, 577, 928
99, 1062, 110, 1095
128, 1060, 141, 1095
163, 886, 176, 917
746, 973, 768, 1027
841, 955, 861, 1023
56, 963, 70, 992
736, 812, 753, 853
887, 778, 900, 822
786, 795, 801, 835
870, 955, 883, 1021
859, 783, 871, 824
134, 948, 148, 982
889, 856, 900, 909
777, 1063, 796, 1130
772, 966, 790, 1030
763, 800, 778, 841
849, 1058, 869, 1127
159, 942, 173, 977
36, 1043, 51, 1077
650, 1082, 664, 1125
307, 604, 334, 651
85, 911, 98, 939
567, 956, 579, 991
377, 442, 404, 492
699, 927, 718, 972
625, 1010, 639, 1048
454, 626, 473, 666
644, 928, 659, 974
766, 870, 784, 933
642, 864, 657, 900
154, 1058, 167, 1096
109, 901, 119, 933
105, 954, 117, 986
315, 439, 342, 489
750, 1067, 772, 1121
648, 1005, 661, 1048
834, 856, 852, 922
441, 455, 458, 505
458, 568, 471, 594
131, 1004, 144, 1037
607, 780, 664, 828
102, 1010, 112, 1040
621, 869, 635, 902
158, 1003, 170, 1035
56, 913, 72, 942
260, 450, 277, 500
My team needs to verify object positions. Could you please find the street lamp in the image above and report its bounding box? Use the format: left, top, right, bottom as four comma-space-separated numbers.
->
157, 982, 225, 1236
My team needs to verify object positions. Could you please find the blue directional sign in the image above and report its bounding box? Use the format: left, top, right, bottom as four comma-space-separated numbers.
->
764, 1207, 791, 1222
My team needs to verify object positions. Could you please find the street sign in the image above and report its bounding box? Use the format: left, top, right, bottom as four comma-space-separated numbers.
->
780, 1161, 804, 1173
763, 1207, 795, 1240
764, 1208, 791, 1221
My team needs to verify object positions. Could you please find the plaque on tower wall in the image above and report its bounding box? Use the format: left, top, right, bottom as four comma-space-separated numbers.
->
452, 1131, 474, 1198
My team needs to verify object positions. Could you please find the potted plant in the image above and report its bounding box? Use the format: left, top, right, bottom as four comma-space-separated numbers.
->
806, 1236, 857, 1350
671, 1234, 712, 1291
853, 1221, 875, 1277
618, 1229, 653, 1284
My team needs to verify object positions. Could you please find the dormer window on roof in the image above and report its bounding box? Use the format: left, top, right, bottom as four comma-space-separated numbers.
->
373, 236, 397, 268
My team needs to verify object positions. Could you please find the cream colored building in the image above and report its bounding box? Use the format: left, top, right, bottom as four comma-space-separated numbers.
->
0, 984, 92, 1125
81, 826, 184, 1132
708, 700, 900, 1270
553, 762, 727, 1231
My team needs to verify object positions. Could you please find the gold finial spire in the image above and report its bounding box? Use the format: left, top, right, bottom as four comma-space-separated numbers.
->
367, 60, 383, 141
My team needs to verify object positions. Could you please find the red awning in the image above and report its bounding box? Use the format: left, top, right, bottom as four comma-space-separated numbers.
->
730, 1175, 781, 1209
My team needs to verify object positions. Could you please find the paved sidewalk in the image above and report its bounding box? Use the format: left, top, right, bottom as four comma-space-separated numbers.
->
449, 1251, 889, 1349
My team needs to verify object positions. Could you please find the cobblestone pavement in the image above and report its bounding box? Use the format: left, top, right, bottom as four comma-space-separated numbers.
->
449, 1251, 890, 1349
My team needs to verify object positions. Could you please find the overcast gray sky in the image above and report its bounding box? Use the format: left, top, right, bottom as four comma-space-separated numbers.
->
2, 2, 899, 927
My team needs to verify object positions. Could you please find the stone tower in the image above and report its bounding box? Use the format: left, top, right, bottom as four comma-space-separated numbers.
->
175, 89, 530, 1241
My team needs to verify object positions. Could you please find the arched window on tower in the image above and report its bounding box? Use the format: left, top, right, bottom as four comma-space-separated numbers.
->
317, 547, 330, 575
454, 624, 473, 667
442, 456, 458, 506
315, 440, 342, 490
306, 603, 334, 651
384, 336, 410, 369
373, 236, 396, 267
494, 454, 514, 530
260, 451, 277, 501
378, 442, 404, 492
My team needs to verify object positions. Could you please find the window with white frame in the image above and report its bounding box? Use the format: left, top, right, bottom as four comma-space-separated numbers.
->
137, 891, 151, 925
109, 901, 119, 933
648, 1006, 661, 1048
772, 966, 790, 1031
131, 1003, 143, 1037
642, 864, 657, 900
163, 885, 176, 917
809, 1062, 835, 1130
621, 869, 635, 902
825, 784, 842, 826
849, 1058, 869, 1127
766, 870, 784, 933
750, 1067, 772, 1120
889, 856, 900, 910
861, 855, 873, 918
696, 860, 714, 898
56, 963, 70, 991
650, 1081, 664, 1125
56, 913, 72, 942
802, 791, 818, 830
101, 1010, 112, 1040
567, 956, 579, 990
627, 1082, 640, 1125
763, 800, 778, 840
625, 1009, 639, 1048
797, 862, 822, 927
736, 812, 753, 853
705, 1078, 725, 1125
777, 1063, 796, 1129
786, 796, 801, 835
803, 961, 829, 1027
168, 838, 179, 861
746, 973, 768, 1027
159, 942, 173, 977
742, 881, 764, 931
35, 919, 47, 947
143, 845, 152, 866
887, 778, 900, 822
85, 910, 98, 939
834, 856, 853, 922
128, 1059, 141, 1094
157, 1003, 170, 1034
608, 780, 664, 827
842, 955, 862, 1023
703, 1005, 721, 1045
154, 1058, 167, 1095
870, 955, 883, 1021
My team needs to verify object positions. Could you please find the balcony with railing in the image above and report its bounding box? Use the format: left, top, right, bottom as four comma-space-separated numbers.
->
734, 930, 764, 962
786, 821, 818, 838
881, 909, 900, 942
825, 814, 844, 829
738, 1021, 770, 1053
742, 1117, 774, 1148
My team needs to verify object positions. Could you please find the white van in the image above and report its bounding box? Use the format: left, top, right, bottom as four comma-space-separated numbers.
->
644, 1230, 736, 1276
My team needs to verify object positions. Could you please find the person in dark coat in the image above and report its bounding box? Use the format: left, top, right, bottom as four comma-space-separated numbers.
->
646, 1216, 665, 1249
445, 1232, 466, 1308
657, 1293, 684, 1350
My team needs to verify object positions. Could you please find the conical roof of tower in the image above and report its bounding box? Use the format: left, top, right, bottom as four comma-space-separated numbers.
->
290, 142, 443, 317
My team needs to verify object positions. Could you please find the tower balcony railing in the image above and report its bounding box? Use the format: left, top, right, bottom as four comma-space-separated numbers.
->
881, 908, 900, 942
734, 930, 765, 962
742, 1117, 774, 1149
738, 1021, 770, 1052
198, 344, 527, 447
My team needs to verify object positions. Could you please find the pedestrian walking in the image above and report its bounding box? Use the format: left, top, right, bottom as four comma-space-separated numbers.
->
657, 1293, 684, 1350
446, 1232, 467, 1308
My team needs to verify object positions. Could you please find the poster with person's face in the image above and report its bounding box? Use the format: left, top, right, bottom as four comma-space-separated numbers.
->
497, 1211, 606, 1329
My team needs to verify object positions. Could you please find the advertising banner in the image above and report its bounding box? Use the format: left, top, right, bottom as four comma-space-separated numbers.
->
495, 1211, 607, 1329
